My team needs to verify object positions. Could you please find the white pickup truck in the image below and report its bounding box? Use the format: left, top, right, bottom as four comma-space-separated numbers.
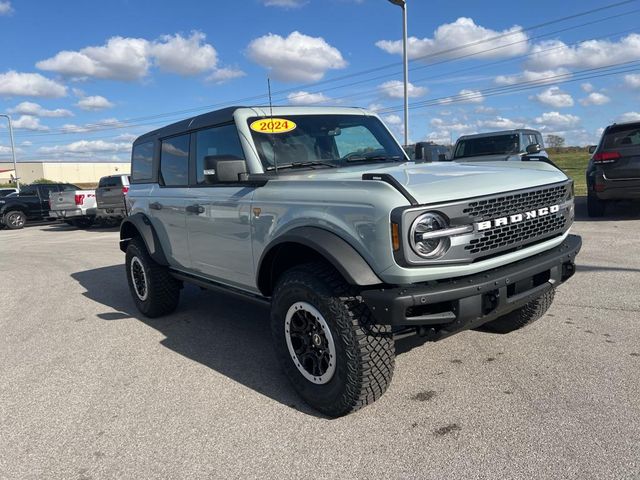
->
49, 188, 97, 228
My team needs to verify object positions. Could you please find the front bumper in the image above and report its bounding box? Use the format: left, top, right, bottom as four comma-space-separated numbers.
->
362, 234, 581, 338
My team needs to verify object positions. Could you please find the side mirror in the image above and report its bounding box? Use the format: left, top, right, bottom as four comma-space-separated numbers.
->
526, 143, 542, 155
204, 156, 247, 183
588, 145, 597, 154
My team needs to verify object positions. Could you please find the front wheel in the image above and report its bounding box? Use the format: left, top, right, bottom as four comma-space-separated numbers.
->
270, 262, 395, 417
482, 288, 555, 334
4, 210, 26, 230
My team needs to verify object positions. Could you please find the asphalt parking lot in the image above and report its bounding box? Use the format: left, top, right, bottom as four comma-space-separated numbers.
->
1, 200, 639, 480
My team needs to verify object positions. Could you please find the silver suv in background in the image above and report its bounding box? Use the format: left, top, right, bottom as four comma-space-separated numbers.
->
96, 174, 130, 222
119, 106, 581, 417
453, 129, 549, 162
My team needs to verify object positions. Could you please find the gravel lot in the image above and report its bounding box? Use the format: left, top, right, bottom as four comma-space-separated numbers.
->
1, 200, 639, 480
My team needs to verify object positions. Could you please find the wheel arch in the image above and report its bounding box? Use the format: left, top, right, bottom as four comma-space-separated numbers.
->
256, 226, 382, 296
119, 213, 169, 266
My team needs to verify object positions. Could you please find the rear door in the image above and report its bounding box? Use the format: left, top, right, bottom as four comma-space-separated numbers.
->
600, 124, 640, 180
185, 124, 255, 288
148, 134, 191, 269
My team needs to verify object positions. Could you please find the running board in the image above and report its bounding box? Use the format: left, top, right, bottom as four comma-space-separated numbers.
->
170, 270, 271, 307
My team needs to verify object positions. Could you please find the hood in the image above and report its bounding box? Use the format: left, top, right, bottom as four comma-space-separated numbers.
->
277, 161, 569, 204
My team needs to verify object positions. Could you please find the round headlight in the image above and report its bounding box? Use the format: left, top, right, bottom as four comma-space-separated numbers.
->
409, 212, 450, 258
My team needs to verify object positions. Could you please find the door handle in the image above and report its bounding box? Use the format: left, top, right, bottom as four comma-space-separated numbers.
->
186, 204, 205, 214
149, 201, 163, 210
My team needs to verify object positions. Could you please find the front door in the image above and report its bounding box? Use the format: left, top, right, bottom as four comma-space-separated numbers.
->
185, 124, 255, 290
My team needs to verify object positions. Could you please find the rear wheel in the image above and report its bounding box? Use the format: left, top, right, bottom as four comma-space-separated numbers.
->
483, 288, 555, 334
270, 262, 395, 417
125, 238, 180, 318
587, 192, 607, 217
4, 210, 26, 230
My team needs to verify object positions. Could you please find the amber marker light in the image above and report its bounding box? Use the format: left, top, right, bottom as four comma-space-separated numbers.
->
391, 223, 401, 251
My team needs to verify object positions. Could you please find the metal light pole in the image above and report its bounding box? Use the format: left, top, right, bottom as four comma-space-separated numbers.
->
0, 114, 19, 190
387, 0, 409, 146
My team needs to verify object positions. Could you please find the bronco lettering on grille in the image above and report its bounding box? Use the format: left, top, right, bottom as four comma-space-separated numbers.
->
475, 205, 560, 231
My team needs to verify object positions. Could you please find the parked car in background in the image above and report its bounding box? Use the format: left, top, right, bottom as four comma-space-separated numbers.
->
0, 188, 18, 197
586, 120, 640, 217
452, 129, 549, 162
49, 187, 97, 228
404, 142, 451, 162
96, 174, 130, 223
0, 183, 79, 229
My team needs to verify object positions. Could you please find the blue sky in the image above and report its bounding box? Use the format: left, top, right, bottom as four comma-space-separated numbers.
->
1, 0, 640, 162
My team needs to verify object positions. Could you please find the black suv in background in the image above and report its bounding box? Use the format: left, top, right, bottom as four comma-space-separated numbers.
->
0, 183, 79, 229
587, 121, 640, 217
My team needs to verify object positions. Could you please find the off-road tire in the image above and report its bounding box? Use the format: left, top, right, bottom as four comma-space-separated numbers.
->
587, 192, 607, 217
483, 288, 555, 334
4, 210, 26, 230
125, 238, 180, 318
270, 262, 395, 417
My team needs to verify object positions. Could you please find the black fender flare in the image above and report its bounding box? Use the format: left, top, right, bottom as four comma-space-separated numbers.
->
257, 226, 383, 295
119, 213, 169, 265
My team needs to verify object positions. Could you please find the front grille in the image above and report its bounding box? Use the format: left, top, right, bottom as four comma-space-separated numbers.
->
463, 183, 570, 221
465, 213, 567, 255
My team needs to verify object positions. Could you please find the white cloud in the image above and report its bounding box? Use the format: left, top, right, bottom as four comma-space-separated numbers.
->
76, 95, 114, 111
12, 115, 49, 131
379, 80, 427, 99
624, 74, 640, 89
59, 118, 124, 134
617, 112, 640, 123
0, 144, 22, 155
477, 116, 525, 130
287, 91, 331, 105
0, 1, 12, 15
534, 111, 580, 129
474, 105, 497, 115
38, 140, 131, 155
438, 89, 484, 105
247, 31, 347, 82
262, 0, 305, 7
150, 32, 217, 75
526, 34, 640, 71
206, 67, 246, 84
579, 92, 610, 106
37, 37, 150, 81
114, 133, 138, 142
377, 17, 528, 61
0, 71, 67, 98
495, 68, 570, 86
8, 101, 73, 117
534, 86, 574, 108
36, 31, 235, 81
367, 103, 385, 112
581, 82, 594, 93
383, 114, 402, 125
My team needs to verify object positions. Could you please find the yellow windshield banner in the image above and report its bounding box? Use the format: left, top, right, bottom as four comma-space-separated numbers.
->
250, 118, 297, 134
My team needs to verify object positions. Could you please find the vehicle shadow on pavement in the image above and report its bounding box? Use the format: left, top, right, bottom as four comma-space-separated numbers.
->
71, 264, 326, 417
44, 223, 121, 233
574, 196, 640, 221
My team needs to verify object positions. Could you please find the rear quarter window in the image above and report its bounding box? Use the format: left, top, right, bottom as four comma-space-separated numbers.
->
131, 141, 155, 183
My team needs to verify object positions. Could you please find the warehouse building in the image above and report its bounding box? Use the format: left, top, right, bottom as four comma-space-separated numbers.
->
0, 161, 130, 185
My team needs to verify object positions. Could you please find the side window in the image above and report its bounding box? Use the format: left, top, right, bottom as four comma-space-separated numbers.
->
536, 134, 544, 148
160, 134, 190, 187
131, 141, 154, 183
195, 124, 245, 185
39, 185, 58, 199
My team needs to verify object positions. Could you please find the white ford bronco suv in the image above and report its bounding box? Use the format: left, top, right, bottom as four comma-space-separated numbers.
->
120, 106, 581, 417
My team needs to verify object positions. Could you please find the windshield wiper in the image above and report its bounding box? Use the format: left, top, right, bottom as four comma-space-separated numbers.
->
345, 155, 404, 163
266, 161, 338, 171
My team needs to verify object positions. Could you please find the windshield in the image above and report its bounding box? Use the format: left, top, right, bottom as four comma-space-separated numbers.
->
454, 134, 520, 158
247, 114, 406, 170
